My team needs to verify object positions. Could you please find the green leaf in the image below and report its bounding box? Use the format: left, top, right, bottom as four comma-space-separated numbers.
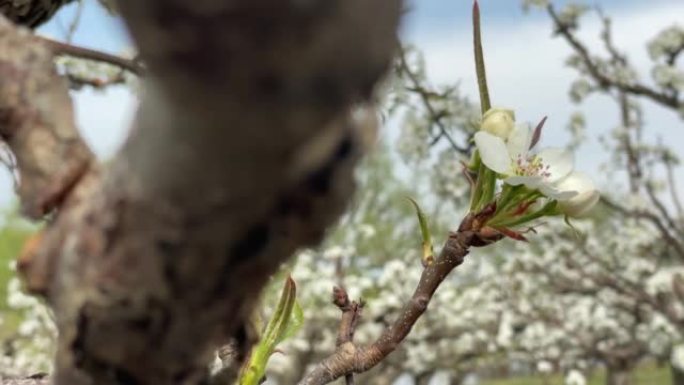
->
279, 299, 304, 344
473, 0, 491, 114
261, 276, 296, 347
239, 276, 303, 385
407, 197, 434, 266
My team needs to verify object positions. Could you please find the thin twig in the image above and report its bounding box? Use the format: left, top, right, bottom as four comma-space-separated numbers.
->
665, 160, 684, 221
601, 197, 684, 260
298, 206, 500, 385
331, 287, 362, 385
36, 36, 144, 76
645, 182, 683, 237
397, 47, 470, 156
65, 0, 84, 43
547, 5, 682, 110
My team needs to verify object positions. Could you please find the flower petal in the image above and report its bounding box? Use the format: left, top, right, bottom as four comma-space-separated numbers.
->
555, 171, 595, 194
554, 172, 600, 217
506, 124, 532, 160
539, 184, 578, 200
475, 132, 511, 174
537, 147, 574, 183
506, 175, 544, 189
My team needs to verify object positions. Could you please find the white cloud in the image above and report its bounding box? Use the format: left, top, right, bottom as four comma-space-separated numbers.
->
406, 2, 684, 193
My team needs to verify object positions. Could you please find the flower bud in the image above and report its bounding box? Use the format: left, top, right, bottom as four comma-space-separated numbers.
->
555, 172, 599, 217
480, 108, 516, 139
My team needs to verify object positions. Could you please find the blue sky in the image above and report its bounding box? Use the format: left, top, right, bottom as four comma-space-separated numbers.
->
39, 0, 684, 57
0, 0, 683, 208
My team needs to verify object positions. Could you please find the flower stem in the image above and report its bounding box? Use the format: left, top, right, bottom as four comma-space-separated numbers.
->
496, 184, 522, 212
488, 189, 543, 226
495, 200, 558, 228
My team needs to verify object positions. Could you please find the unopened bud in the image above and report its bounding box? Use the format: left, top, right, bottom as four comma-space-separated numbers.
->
480, 108, 515, 139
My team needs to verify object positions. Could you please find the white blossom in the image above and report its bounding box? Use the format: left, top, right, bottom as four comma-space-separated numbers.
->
475, 124, 577, 199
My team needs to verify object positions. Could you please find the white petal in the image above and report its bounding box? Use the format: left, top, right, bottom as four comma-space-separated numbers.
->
563, 190, 600, 217
539, 184, 578, 200
555, 171, 595, 194
506, 175, 543, 189
537, 148, 574, 183
475, 132, 511, 174
554, 172, 600, 217
506, 124, 532, 160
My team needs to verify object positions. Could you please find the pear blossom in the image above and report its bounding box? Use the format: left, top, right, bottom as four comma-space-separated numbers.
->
537, 360, 553, 373
672, 344, 684, 371
480, 108, 515, 139
474, 124, 577, 199
565, 369, 586, 385
554, 172, 600, 217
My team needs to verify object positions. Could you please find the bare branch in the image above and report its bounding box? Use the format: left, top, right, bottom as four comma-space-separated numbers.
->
665, 158, 684, 220
299, 208, 500, 385
331, 287, 363, 385
397, 47, 472, 156
547, 4, 682, 110
601, 197, 684, 260
62, 0, 84, 43
37, 36, 144, 76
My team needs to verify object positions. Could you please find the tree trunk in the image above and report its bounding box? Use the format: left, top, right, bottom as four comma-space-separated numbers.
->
416, 372, 432, 385
606, 366, 631, 385
672, 363, 684, 385
0, 0, 401, 384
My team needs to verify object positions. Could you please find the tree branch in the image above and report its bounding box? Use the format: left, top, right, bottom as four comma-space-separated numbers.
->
601, 197, 684, 260
547, 4, 682, 110
37, 36, 144, 75
331, 286, 363, 385
397, 46, 471, 156
298, 208, 499, 385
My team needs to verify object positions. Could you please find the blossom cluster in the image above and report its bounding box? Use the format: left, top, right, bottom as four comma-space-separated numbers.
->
468, 108, 600, 239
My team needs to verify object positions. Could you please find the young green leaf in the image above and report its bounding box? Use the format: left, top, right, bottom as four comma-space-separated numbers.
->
239, 276, 303, 385
473, 0, 491, 114
407, 197, 434, 266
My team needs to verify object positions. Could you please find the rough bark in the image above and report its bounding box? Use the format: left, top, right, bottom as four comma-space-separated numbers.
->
0, 0, 401, 384
0, 0, 74, 28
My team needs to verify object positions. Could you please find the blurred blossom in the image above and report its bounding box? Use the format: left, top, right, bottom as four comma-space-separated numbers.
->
673, 344, 684, 371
